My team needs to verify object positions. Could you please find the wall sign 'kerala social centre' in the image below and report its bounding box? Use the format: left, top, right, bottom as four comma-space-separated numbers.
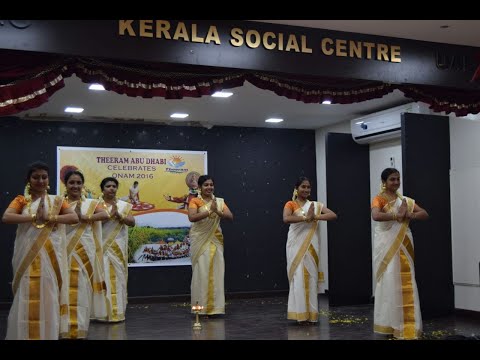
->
118, 20, 402, 63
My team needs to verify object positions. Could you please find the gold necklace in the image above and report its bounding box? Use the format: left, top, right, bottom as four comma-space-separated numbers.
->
382, 192, 397, 203
198, 193, 214, 203
101, 196, 117, 219
295, 198, 307, 206
198, 193, 216, 218
295, 199, 307, 216
66, 195, 81, 205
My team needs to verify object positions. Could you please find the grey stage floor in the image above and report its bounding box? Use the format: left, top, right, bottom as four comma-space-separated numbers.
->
1, 295, 480, 340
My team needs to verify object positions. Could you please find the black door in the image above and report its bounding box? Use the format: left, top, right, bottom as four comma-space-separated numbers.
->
402, 112, 454, 319
326, 132, 372, 306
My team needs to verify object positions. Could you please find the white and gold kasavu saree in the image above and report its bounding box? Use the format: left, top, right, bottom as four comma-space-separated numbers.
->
373, 196, 422, 340
190, 197, 225, 315
61, 198, 104, 339
6, 195, 69, 340
100, 199, 132, 322
286, 201, 322, 322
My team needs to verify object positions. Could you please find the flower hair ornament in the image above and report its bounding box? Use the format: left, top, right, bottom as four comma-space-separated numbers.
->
24, 182, 32, 203
81, 188, 88, 200
292, 188, 298, 201
380, 182, 386, 192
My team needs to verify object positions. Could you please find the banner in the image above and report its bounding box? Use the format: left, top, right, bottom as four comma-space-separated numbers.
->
57, 146, 207, 267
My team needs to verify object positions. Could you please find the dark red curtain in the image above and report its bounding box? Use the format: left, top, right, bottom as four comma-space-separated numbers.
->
397, 84, 480, 117
73, 57, 246, 99
1, 49, 480, 117
0, 50, 74, 116
246, 72, 395, 104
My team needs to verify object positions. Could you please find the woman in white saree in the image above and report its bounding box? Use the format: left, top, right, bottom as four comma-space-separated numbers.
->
129, 181, 140, 205
2, 162, 78, 340
99, 177, 135, 323
188, 175, 233, 315
61, 170, 109, 339
283, 177, 337, 323
371, 168, 429, 340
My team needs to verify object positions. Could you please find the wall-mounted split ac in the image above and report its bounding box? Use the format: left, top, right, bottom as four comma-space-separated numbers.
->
351, 102, 432, 144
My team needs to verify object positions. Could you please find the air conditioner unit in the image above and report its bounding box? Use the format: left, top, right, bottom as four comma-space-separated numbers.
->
351, 102, 432, 144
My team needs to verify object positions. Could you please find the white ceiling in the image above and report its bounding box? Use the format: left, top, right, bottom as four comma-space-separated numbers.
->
18, 20, 480, 129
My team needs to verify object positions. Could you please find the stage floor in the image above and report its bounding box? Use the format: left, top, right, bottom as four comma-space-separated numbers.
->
1, 295, 479, 340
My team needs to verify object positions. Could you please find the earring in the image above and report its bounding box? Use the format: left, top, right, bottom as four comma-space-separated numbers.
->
292, 188, 298, 201
47, 185, 50, 190
381, 183, 386, 191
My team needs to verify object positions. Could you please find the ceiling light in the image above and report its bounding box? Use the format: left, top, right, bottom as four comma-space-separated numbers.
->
265, 118, 283, 123
64, 107, 84, 113
170, 113, 189, 119
322, 100, 332, 105
212, 91, 233, 98
89, 84, 105, 91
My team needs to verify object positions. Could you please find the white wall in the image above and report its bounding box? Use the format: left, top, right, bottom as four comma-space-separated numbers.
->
450, 114, 480, 311
315, 120, 351, 292
369, 139, 402, 293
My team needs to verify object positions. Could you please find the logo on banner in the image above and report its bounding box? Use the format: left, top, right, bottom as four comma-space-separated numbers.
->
166, 156, 188, 173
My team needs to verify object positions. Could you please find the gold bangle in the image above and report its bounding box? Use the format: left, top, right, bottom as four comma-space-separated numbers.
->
87, 214, 93, 223
31, 213, 36, 221
392, 213, 397, 221
32, 218, 47, 229
302, 215, 307, 222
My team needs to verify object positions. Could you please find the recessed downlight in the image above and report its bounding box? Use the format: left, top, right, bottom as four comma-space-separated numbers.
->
212, 91, 233, 98
170, 113, 189, 119
64, 107, 84, 113
265, 118, 284, 123
89, 84, 105, 91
